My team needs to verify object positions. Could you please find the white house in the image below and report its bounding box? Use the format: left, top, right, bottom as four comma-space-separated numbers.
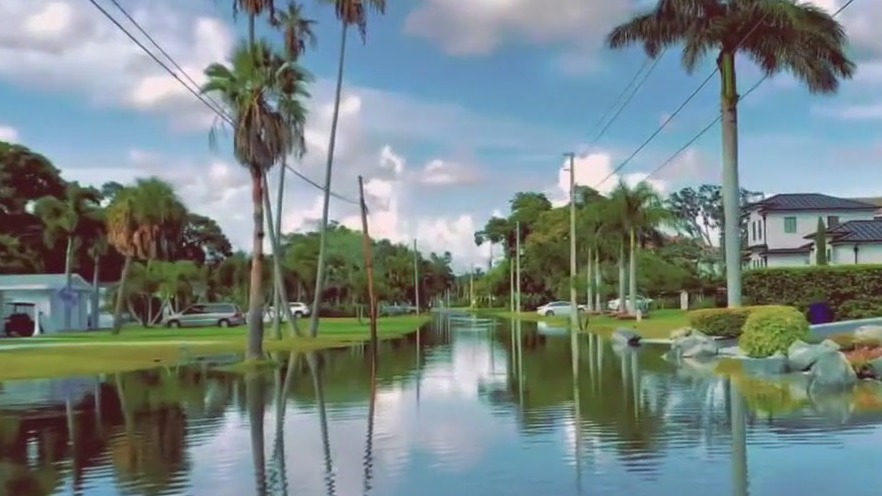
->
744, 193, 880, 268
0, 274, 94, 333
803, 219, 882, 265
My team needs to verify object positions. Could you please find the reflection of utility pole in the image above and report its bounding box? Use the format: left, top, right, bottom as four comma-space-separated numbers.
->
564, 152, 579, 331
730, 379, 748, 496
515, 221, 522, 314
413, 239, 420, 314
570, 331, 582, 492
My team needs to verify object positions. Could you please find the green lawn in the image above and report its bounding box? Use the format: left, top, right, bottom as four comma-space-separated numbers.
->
0, 315, 430, 381
474, 308, 689, 339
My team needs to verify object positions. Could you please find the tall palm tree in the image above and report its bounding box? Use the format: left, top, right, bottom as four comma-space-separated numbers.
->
265, 1, 316, 339
609, 181, 667, 316
201, 40, 302, 358
607, 0, 854, 307
309, 0, 387, 338
34, 182, 102, 330
105, 178, 186, 334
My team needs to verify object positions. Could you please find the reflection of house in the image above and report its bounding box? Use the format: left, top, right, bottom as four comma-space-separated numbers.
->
744, 193, 880, 268
0, 274, 94, 332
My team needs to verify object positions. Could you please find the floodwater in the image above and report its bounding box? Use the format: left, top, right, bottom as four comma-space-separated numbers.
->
2, 313, 882, 496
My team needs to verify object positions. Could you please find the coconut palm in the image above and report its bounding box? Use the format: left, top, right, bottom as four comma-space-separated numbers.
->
609, 181, 668, 316
309, 0, 387, 338
34, 182, 102, 330
200, 40, 307, 357
606, 0, 855, 306
105, 178, 186, 334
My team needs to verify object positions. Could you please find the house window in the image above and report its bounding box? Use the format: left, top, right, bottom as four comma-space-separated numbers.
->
827, 215, 839, 228
751, 221, 757, 241
827, 248, 832, 263
784, 216, 797, 233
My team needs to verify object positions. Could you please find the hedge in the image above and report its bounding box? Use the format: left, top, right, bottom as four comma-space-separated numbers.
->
688, 306, 761, 338
743, 265, 882, 319
738, 305, 809, 358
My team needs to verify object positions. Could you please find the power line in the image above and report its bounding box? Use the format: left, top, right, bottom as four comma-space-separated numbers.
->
593, 4, 778, 190
86, 0, 359, 205
645, 0, 857, 181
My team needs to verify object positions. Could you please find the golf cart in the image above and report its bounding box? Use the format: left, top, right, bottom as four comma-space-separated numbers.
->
3, 301, 38, 337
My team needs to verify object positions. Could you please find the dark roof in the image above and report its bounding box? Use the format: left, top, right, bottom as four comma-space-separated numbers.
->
849, 197, 882, 207
826, 220, 882, 243
766, 246, 811, 254
746, 193, 878, 212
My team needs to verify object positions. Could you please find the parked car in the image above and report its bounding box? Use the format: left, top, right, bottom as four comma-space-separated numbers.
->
263, 302, 311, 322
607, 295, 653, 313
165, 303, 245, 328
3, 301, 36, 337
379, 303, 418, 316
536, 301, 587, 317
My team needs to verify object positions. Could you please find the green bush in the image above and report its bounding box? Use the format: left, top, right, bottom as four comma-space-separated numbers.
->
837, 299, 882, 321
738, 305, 810, 358
688, 306, 759, 338
744, 265, 882, 320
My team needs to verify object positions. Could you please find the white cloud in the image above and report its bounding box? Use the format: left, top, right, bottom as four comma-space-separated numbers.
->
417, 159, 480, 186
404, 0, 634, 68
0, 0, 234, 130
812, 103, 882, 121
0, 124, 19, 142
546, 151, 667, 207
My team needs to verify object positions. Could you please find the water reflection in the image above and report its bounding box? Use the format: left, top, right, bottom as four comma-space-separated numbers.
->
5, 315, 882, 495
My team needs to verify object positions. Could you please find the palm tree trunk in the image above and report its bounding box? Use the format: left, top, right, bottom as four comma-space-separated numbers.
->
308, 21, 350, 338
628, 228, 637, 316
617, 242, 626, 312
593, 250, 601, 312
586, 247, 593, 313
247, 167, 267, 360
262, 172, 301, 338
719, 51, 742, 307
91, 254, 100, 330
63, 235, 74, 330
111, 254, 132, 334
275, 161, 287, 333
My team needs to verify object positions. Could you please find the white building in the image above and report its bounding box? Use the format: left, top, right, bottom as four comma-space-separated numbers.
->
0, 274, 94, 333
744, 193, 881, 268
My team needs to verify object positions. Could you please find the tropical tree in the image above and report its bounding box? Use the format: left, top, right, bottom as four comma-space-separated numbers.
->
608, 181, 668, 315
33, 182, 102, 330
607, 0, 855, 306
200, 40, 305, 357
309, 0, 387, 338
105, 178, 186, 334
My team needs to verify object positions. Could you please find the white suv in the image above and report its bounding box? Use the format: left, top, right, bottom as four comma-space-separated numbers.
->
263, 302, 311, 322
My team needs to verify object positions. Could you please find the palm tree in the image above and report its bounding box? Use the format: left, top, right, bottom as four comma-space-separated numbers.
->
105, 178, 186, 334
34, 182, 102, 330
309, 0, 387, 338
607, 0, 854, 306
200, 40, 303, 358
609, 181, 668, 316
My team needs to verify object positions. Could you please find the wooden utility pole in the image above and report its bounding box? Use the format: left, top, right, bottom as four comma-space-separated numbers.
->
515, 221, 522, 313
413, 239, 420, 315
357, 176, 378, 351
564, 152, 580, 331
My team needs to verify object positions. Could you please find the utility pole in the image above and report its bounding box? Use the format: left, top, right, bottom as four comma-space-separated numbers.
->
357, 176, 378, 352
469, 269, 475, 308
515, 221, 522, 313
509, 256, 514, 313
413, 239, 420, 315
564, 152, 579, 331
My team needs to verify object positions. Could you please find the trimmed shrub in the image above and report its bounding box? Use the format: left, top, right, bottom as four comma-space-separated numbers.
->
744, 265, 882, 319
738, 305, 810, 358
688, 306, 758, 338
837, 298, 882, 321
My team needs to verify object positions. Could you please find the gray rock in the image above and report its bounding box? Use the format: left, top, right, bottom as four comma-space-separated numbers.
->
669, 329, 718, 359
854, 325, 882, 341
809, 351, 857, 392
868, 357, 882, 378
611, 328, 641, 347
787, 339, 839, 372
739, 352, 788, 376
820, 339, 842, 351
719, 345, 746, 357
669, 327, 692, 340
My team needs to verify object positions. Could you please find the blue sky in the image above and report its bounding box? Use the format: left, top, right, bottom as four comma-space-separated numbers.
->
1, 0, 880, 269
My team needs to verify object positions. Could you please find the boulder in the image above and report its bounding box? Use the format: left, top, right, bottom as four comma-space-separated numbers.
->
719, 345, 746, 357
809, 351, 857, 392
669, 327, 693, 340
787, 339, 839, 372
611, 328, 642, 347
854, 325, 882, 341
739, 352, 788, 376
677, 331, 719, 358
868, 356, 882, 378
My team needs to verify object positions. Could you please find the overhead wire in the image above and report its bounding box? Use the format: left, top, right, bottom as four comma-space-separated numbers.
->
86, 0, 360, 206
644, 0, 857, 181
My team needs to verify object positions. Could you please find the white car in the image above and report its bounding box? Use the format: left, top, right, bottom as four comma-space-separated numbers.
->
607, 296, 652, 313
536, 301, 587, 317
263, 302, 311, 322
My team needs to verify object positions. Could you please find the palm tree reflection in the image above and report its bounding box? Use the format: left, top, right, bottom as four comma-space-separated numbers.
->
307, 352, 337, 496
245, 371, 267, 496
